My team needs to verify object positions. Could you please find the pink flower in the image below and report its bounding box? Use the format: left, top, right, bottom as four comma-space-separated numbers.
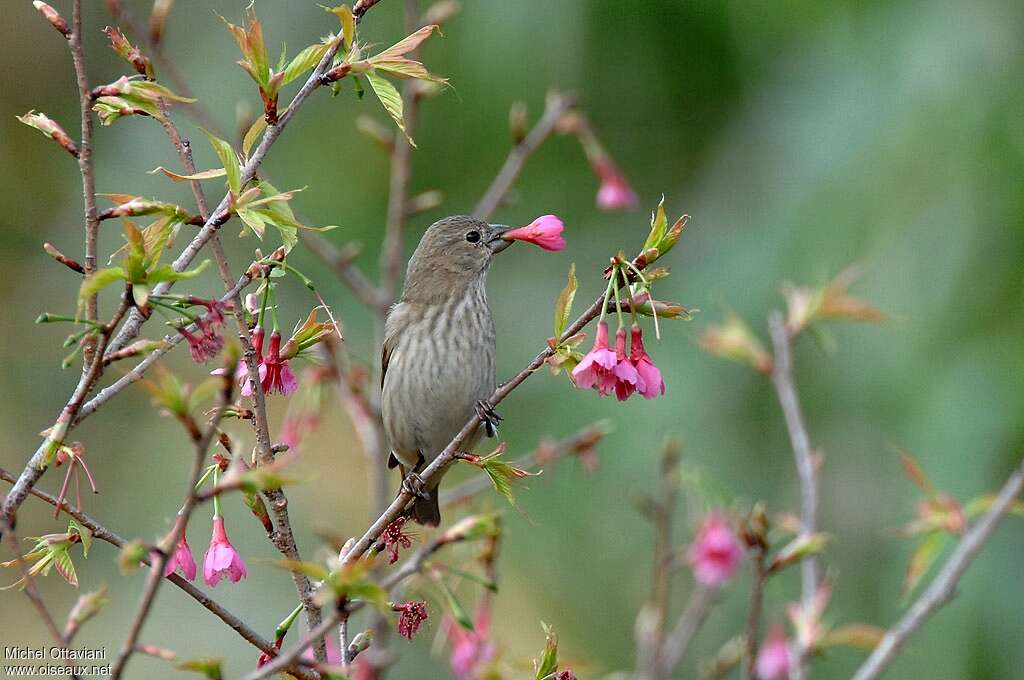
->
447, 602, 497, 679
611, 326, 640, 401
164, 535, 197, 580
755, 626, 793, 680
630, 324, 665, 398
395, 601, 429, 640
261, 331, 298, 396
381, 516, 414, 565
555, 671, 579, 680
178, 320, 223, 364
203, 515, 247, 586
571, 321, 618, 393
594, 160, 638, 211
687, 513, 744, 587
501, 215, 566, 252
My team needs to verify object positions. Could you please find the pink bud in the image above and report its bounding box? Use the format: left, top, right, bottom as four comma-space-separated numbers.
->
501, 215, 566, 252
687, 513, 744, 587
755, 626, 793, 680
594, 160, 638, 211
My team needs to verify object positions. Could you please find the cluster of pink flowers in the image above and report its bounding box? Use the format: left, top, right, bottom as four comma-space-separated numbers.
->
395, 601, 429, 640
163, 515, 247, 588
687, 513, 744, 587
220, 327, 299, 397
178, 299, 230, 364
572, 322, 664, 400
446, 602, 497, 679
501, 215, 566, 252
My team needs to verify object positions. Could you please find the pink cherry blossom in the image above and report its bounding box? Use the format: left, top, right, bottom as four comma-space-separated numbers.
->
612, 326, 640, 401
755, 626, 793, 680
687, 513, 744, 587
630, 324, 665, 398
395, 601, 429, 640
447, 602, 497, 679
203, 515, 247, 586
163, 535, 197, 581
381, 516, 414, 564
501, 215, 566, 252
571, 321, 618, 393
261, 331, 298, 396
594, 160, 638, 211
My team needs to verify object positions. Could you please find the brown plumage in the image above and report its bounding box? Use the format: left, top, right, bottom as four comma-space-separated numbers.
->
381, 215, 511, 525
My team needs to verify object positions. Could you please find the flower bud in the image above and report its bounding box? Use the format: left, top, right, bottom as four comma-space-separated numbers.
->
17, 111, 78, 158
33, 2, 70, 38
699, 311, 773, 374
508, 100, 528, 143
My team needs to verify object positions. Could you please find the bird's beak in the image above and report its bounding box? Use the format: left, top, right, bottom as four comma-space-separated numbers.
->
487, 224, 513, 253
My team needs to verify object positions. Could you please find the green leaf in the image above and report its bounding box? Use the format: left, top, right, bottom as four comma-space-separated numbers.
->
277, 559, 330, 581
437, 580, 474, 631
79, 267, 126, 304
236, 207, 268, 239
372, 24, 439, 61
176, 657, 223, 680
149, 166, 227, 183
553, 263, 577, 338
903, 531, 948, 599
533, 622, 558, 680
365, 71, 415, 147
146, 259, 210, 285
200, 128, 242, 195
242, 115, 267, 158
68, 520, 92, 557
282, 42, 329, 85
52, 547, 78, 588
643, 196, 667, 252
371, 58, 446, 83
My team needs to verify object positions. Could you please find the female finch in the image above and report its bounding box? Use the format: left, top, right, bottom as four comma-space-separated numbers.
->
381, 215, 513, 525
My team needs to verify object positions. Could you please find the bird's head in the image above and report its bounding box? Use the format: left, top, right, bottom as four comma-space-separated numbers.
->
402, 215, 512, 301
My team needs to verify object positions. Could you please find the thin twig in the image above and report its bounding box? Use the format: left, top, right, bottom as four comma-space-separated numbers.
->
472, 91, 576, 220
767, 310, 819, 678
246, 611, 344, 680
851, 455, 1024, 680
658, 585, 718, 674
744, 547, 767, 680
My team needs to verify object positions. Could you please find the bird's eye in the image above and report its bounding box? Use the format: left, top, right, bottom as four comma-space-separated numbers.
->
465, 230, 481, 243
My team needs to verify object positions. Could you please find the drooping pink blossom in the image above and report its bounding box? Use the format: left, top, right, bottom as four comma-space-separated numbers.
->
164, 534, 197, 581
594, 160, 638, 211
612, 326, 640, 401
571, 321, 618, 393
755, 625, 793, 680
630, 324, 665, 398
446, 602, 497, 679
687, 513, 744, 587
178, 320, 223, 364
395, 601, 429, 640
203, 515, 247, 586
501, 215, 566, 252
381, 516, 414, 565
261, 330, 298, 396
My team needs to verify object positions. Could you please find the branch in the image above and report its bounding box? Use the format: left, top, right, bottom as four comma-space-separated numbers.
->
342, 286, 617, 565
0, 467, 318, 680
245, 611, 344, 680
767, 310, 819, 677
472, 91, 576, 220
658, 585, 719, 675
744, 546, 767, 680
851, 455, 1024, 680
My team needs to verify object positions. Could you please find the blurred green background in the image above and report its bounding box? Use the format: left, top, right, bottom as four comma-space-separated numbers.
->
2, 0, 1023, 678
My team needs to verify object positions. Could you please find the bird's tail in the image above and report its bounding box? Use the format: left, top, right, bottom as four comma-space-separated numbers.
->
411, 493, 441, 526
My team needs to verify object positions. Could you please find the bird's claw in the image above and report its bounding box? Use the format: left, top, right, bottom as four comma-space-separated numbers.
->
475, 400, 503, 438
401, 472, 430, 500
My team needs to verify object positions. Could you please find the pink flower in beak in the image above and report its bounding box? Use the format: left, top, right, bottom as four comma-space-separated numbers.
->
755, 626, 793, 680
594, 160, 638, 211
203, 515, 247, 586
571, 321, 618, 393
260, 331, 298, 396
630, 324, 665, 398
612, 326, 640, 401
687, 513, 744, 587
501, 215, 565, 252
164, 535, 197, 581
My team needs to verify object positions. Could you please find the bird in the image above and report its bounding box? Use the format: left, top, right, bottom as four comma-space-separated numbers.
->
381, 215, 511, 525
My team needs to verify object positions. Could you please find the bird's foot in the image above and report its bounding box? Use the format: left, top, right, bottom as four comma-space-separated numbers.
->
401, 472, 430, 500
475, 399, 503, 438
